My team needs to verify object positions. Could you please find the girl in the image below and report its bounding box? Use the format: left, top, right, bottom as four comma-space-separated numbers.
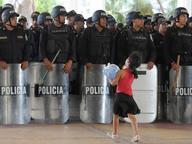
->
108, 52, 141, 142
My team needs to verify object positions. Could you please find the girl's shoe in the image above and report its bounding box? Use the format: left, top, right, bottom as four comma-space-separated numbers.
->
131, 135, 140, 142
107, 132, 118, 139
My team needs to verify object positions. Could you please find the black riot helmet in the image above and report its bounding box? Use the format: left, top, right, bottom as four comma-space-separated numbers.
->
37, 12, 52, 26
173, 7, 189, 19
86, 17, 93, 27
116, 23, 124, 31
66, 10, 76, 18
126, 11, 143, 26
92, 10, 107, 24
1, 8, 19, 23
86, 17, 92, 24
0, 3, 14, 17
143, 15, 152, 25
74, 14, 85, 22
107, 14, 116, 27
151, 13, 165, 25
2, 3, 14, 11
169, 15, 175, 21
51, 5, 67, 18
31, 11, 40, 21
18, 15, 27, 23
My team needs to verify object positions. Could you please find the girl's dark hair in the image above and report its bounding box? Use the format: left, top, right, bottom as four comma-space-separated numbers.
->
128, 52, 141, 78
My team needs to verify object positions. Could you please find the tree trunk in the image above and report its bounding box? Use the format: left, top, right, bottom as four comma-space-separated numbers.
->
157, 0, 165, 14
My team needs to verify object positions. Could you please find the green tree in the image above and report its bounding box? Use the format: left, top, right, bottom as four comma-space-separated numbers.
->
128, 0, 153, 15
0, 0, 4, 6
105, 0, 127, 23
105, 0, 154, 24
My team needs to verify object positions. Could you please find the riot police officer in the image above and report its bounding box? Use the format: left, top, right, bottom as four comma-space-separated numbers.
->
66, 10, 76, 27
74, 14, 85, 34
0, 3, 15, 28
117, 11, 156, 68
168, 15, 175, 27
152, 18, 169, 120
143, 15, 153, 33
107, 14, 117, 34
37, 12, 52, 28
165, 7, 192, 69
116, 23, 124, 31
40, 5, 75, 72
107, 14, 120, 64
30, 11, 40, 28
151, 13, 165, 33
18, 15, 28, 30
79, 10, 113, 67
74, 14, 85, 61
152, 18, 168, 65
29, 11, 41, 61
70, 14, 85, 94
18, 15, 34, 57
0, 8, 29, 69
86, 17, 93, 28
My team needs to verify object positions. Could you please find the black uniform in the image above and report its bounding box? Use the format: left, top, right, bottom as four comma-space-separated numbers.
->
40, 23, 75, 63
79, 25, 113, 64
112, 28, 123, 65
0, 26, 30, 63
74, 28, 84, 63
164, 25, 192, 65
69, 28, 84, 94
117, 27, 156, 67
152, 31, 169, 120
29, 26, 41, 61
152, 32, 167, 64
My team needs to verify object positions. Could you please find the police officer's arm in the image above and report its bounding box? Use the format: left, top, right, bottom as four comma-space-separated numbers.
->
21, 32, 30, 70
67, 27, 75, 62
164, 28, 177, 68
0, 44, 8, 69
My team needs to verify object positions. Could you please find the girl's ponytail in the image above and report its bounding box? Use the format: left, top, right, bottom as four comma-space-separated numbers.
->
127, 52, 141, 79
129, 64, 138, 78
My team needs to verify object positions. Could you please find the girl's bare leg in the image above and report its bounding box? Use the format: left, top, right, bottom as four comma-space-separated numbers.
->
128, 113, 139, 136
113, 114, 119, 135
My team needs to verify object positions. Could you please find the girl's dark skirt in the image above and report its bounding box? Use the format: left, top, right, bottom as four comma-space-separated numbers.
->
113, 93, 140, 117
